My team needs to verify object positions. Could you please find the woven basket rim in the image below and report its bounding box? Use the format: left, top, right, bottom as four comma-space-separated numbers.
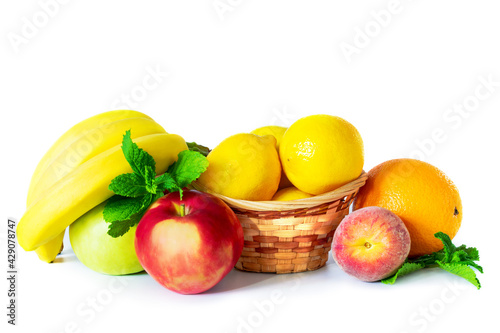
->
192, 171, 367, 212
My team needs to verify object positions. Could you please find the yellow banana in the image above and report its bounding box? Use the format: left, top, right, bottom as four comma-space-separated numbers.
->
28, 117, 166, 207
27, 110, 155, 206
34, 231, 65, 263
18, 133, 187, 251
28, 110, 162, 263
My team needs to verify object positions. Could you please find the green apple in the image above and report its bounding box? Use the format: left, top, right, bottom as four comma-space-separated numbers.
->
69, 201, 143, 275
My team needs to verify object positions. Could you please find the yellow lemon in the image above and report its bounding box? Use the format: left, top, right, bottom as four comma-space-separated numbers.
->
250, 125, 293, 189
280, 114, 364, 195
251, 126, 287, 148
272, 186, 314, 201
197, 133, 281, 201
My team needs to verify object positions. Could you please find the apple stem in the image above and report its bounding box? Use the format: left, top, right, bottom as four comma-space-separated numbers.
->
180, 203, 186, 217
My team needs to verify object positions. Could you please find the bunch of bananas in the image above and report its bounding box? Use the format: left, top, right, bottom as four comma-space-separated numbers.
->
17, 110, 187, 262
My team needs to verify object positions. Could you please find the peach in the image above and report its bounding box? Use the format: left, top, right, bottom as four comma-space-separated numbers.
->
332, 206, 411, 282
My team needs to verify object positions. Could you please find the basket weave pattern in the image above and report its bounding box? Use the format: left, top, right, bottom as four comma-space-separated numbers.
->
234, 192, 358, 273
193, 172, 367, 274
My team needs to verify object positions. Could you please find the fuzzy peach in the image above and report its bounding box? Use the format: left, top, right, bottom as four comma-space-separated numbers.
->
332, 206, 411, 282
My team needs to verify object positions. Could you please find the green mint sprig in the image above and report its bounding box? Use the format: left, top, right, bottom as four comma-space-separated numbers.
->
382, 232, 483, 289
103, 130, 209, 238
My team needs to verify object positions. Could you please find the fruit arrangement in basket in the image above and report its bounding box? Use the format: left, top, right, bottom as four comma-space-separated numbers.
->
194, 114, 366, 274
17, 110, 483, 295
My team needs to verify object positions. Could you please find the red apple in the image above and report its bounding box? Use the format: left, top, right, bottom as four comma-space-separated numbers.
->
135, 189, 244, 294
332, 206, 411, 282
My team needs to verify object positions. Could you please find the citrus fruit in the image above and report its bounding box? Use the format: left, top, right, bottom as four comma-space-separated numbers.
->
251, 125, 292, 189
251, 126, 287, 148
353, 158, 462, 257
279, 114, 364, 195
272, 186, 314, 201
197, 133, 281, 201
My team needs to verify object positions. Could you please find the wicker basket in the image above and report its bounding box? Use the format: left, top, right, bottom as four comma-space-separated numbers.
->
193, 172, 368, 274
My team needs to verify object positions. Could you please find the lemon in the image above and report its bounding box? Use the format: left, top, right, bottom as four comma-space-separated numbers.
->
197, 133, 281, 201
272, 186, 314, 201
250, 126, 287, 149
250, 125, 293, 189
279, 114, 364, 195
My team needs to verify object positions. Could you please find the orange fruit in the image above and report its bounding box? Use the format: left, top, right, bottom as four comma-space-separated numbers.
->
353, 158, 462, 257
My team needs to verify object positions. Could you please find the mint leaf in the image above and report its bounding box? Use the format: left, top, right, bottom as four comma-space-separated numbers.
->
382, 232, 483, 289
450, 249, 469, 263
155, 172, 179, 193
167, 150, 209, 198
103, 194, 152, 223
104, 194, 153, 238
411, 251, 442, 266
121, 130, 156, 179
461, 261, 483, 274
109, 173, 147, 197
104, 131, 209, 237
450, 246, 483, 273
105, 130, 160, 237
434, 231, 456, 262
458, 245, 480, 261
381, 262, 425, 285
144, 165, 157, 194
437, 262, 482, 289
107, 213, 142, 238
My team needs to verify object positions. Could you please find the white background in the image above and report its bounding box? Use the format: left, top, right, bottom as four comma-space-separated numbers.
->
1, 1, 500, 332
